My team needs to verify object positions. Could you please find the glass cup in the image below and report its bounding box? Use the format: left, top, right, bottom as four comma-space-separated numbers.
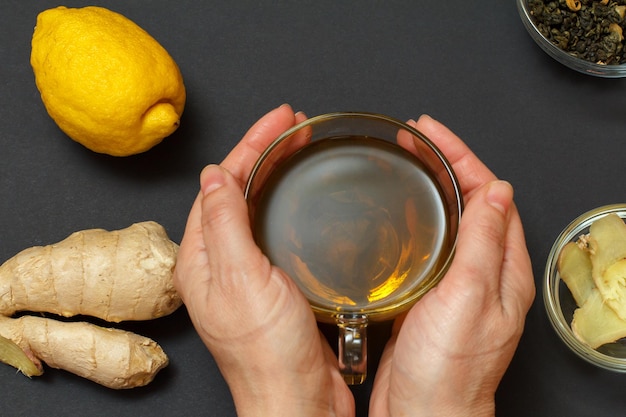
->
244, 112, 462, 384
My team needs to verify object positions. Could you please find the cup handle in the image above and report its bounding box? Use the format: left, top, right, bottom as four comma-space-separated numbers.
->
337, 314, 368, 385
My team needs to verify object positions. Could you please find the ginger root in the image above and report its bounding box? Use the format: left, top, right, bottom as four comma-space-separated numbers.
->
0, 221, 181, 322
0, 315, 167, 389
0, 221, 180, 388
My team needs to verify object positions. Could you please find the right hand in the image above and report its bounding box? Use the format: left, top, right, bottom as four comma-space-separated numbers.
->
369, 115, 535, 417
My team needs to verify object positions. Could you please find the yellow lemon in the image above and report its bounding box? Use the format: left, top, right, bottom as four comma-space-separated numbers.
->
30, 6, 186, 156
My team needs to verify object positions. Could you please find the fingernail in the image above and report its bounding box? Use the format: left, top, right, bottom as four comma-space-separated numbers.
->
486, 180, 513, 215
200, 165, 226, 195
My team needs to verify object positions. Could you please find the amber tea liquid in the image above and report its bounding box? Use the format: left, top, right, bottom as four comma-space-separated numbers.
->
253, 136, 451, 315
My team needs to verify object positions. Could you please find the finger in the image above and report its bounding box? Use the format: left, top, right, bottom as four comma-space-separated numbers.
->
369, 334, 395, 415
411, 115, 497, 199
199, 164, 271, 292
294, 110, 308, 124
259, 111, 311, 179
500, 203, 536, 317
172, 191, 206, 303
177, 191, 203, 253
443, 180, 514, 300
221, 104, 299, 188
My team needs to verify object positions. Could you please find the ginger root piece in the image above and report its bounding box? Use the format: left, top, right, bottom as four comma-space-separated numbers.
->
558, 241, 594, 307
572, 288, 626, 349
0, 221, 181, 322
0, 315, 168, 389
588, 213, 626, 320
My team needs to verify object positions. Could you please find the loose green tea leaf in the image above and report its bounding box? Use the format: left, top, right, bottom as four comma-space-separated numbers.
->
529, 0, 626, 64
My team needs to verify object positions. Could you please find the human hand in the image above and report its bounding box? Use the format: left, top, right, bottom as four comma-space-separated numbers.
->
369, 115, 536, 417
173, 104, 354, 417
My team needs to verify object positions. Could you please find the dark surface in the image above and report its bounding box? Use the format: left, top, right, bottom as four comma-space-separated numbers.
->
1, 1, 626, 416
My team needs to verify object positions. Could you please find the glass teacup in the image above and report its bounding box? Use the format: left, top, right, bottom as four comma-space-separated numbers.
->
245, 112, 462, 384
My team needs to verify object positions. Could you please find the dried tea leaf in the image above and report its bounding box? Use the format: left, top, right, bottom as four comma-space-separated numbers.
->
528, 0, 626, 65
558, 241, 594, 307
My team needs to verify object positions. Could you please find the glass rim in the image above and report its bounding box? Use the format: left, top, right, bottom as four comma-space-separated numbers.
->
245, 111, 461, 200
244, 111, 464, 321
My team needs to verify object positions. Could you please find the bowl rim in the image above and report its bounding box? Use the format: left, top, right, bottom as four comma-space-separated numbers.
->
544, 203, 626, 371
517, 0, 626, 78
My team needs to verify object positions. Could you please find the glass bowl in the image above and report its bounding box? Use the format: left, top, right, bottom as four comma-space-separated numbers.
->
517, 0, 626, 78
544, 204, 626, 371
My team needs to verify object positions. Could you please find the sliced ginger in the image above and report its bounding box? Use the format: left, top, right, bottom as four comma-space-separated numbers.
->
558, 213, 626, 349
588, 213, 626, 320
572, 289, 626, 349
558, 241, 594, 307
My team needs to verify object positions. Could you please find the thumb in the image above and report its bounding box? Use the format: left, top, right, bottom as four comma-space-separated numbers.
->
199, 164, 270, 285
446, 180, 514, 296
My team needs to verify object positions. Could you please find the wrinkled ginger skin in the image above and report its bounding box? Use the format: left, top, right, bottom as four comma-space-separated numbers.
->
0, 315, 168, 389
0, 221, 182, 322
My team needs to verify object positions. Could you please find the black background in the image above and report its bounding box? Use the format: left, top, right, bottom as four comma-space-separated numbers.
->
1, 1, 626, 416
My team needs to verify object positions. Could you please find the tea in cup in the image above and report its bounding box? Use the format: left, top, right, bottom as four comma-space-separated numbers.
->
245, 112, 462, 384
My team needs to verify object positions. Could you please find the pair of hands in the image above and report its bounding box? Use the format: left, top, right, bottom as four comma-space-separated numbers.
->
173, 104, 535, 417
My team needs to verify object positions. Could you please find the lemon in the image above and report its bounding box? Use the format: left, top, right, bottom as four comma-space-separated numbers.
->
30, 6, 186, 156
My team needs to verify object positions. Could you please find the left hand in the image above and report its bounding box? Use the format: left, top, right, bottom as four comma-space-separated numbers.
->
173, 104, 355, 417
